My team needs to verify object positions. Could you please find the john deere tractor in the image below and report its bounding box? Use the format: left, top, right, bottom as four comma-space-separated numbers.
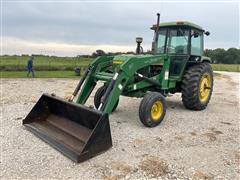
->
23, 14, 213, 162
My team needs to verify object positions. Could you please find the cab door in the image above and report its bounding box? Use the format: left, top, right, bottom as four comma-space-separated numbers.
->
166, 28, 190, 79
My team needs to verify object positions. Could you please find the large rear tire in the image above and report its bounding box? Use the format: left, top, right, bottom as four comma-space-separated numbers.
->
181, 63, 213, 110
139, 92, 166, 127
94, 85, 119, 112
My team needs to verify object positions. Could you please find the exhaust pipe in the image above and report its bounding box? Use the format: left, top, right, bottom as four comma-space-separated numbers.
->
152, 13, 161, 53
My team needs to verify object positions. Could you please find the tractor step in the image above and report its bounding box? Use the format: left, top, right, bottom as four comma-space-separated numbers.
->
23, 94, 112, 163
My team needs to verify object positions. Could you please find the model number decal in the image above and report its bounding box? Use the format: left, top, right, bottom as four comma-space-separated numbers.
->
164, 71, 169, 80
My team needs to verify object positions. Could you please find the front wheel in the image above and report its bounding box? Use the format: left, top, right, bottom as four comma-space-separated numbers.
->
139, 92, 166, 127
94, 85, 119, 112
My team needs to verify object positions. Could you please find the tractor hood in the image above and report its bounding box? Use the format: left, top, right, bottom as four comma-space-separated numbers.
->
112, 54, 165, 65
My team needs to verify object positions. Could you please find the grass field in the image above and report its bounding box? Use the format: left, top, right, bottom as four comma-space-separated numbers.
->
0, 55, 239, 78
0, 71, 80, 78
211, 64, 239, 72
0, 55, 92, 71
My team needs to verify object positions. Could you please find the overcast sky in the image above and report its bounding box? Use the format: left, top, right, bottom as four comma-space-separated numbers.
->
2, 1, 239, 56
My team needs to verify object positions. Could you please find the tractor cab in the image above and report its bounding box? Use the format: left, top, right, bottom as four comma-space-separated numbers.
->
151, 21, 210, 77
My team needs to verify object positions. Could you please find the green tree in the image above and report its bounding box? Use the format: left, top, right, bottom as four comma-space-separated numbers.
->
204, 48, 240, 64
225, 48, 240, 64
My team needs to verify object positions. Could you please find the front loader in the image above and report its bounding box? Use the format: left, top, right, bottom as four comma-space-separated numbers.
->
23, 14, 213, 162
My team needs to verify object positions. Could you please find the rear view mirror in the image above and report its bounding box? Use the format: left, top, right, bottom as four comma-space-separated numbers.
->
193, 31, 199, 38
205, 31, 210, 36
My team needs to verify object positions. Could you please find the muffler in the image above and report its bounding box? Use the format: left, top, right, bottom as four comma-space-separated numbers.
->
23, 94, 112, 163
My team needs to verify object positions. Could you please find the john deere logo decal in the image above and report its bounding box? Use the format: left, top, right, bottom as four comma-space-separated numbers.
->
113, 60, 124, 64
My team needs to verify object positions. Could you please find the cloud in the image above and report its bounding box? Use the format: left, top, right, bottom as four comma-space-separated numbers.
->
2, 36, 136, 56
2, 1, 239, 55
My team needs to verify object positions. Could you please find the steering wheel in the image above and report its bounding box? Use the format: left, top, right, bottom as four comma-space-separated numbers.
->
167, 45, 175, 53
156, 46, 165, 53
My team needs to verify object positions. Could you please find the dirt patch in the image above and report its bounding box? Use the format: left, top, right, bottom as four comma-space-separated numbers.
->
218, 74, 239, 87
193, 170, 211, 180
111, 161, 133, 176
101, 162, 135, 179
228, 81, 239, 87
133, 138, 146, 145
219, 74, 232, 81
175, 135, 185, 141
66, 85, 74, 88
64, 89, 73, 98
210, 128, 223, 135
155, 137, 163, 142
203, 128, 224, 141
220, 121, 232, 125
64, 95, 71, 100
102, 175, 118, 180
14, 117, 23, 120
30, 99, 37, 103
214, 92, 223, 95
203, 133, 217, 141
225, 100, 239, 106
190, 132, 197, 136
139, 156, 169, 178
234, 151, 240, 163
45, 79, 56, 82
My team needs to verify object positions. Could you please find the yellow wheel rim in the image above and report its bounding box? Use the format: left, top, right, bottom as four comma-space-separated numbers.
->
199, 73, 211, 103
151, 101, 163, 120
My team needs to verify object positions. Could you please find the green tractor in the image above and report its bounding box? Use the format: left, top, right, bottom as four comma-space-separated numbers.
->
23, 14, 213, 162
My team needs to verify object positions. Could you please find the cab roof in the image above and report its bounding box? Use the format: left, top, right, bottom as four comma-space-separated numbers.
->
151, 21, 204, 31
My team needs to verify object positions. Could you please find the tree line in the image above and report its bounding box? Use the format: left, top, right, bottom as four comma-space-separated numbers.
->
204, 48, 240, 64
83, 48, 240, 64
3, 48, 239, 65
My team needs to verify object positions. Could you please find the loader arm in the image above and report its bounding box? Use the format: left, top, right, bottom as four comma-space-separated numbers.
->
76, 56, 114, 104
100, 54, 170, 113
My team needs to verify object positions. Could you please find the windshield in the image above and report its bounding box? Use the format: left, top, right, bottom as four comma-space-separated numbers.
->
167, 29, 189, 54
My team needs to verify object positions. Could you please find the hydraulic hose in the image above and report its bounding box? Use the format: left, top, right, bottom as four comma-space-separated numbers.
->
135, 73, 161, 86
98, 72, 119, 111
69, 66, 92, 102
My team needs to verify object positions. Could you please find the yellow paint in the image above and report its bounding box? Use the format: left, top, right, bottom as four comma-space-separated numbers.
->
151, 101, 163, 120
113, 60, 124, 64
199, 73, 211, 103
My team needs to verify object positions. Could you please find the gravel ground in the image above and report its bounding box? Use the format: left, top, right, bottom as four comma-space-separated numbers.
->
1, 71, 239, 180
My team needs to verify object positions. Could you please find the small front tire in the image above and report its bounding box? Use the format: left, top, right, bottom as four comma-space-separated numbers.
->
139, 92, 166, 127
94, 85, 119, 112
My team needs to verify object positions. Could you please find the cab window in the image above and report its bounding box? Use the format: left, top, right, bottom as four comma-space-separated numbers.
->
191, 30, 203, 56
167, 29, 189, 54
156, 29, 167, 54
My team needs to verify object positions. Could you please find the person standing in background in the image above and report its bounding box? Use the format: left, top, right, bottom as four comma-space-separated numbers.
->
27, 56, 35, 77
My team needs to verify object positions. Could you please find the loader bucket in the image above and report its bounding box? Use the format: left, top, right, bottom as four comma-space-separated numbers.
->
23, 93, 112, 163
